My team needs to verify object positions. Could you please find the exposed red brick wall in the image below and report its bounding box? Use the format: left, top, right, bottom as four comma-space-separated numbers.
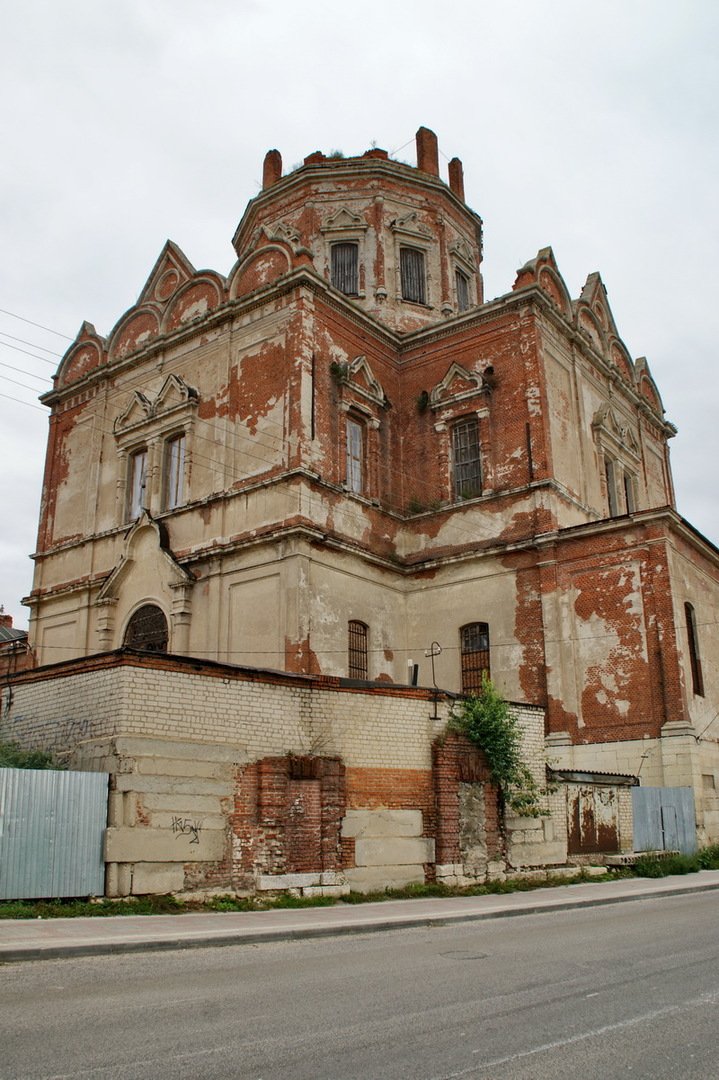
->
433, 732, 503, 865
231, 754, 346, 885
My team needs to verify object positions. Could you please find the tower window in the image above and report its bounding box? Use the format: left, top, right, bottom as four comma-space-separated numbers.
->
127, 448, 148, 520
452, 417, 482, 499
460, 622, 490, 694
124, 604, 168, 653
455, 269, 470, 312
348, 620, 369, 679
331, 243, 359, 295
345, 418, 363, 494
685, 602, 704, 697
164, 433, 186, 510
400, 247, 426, 304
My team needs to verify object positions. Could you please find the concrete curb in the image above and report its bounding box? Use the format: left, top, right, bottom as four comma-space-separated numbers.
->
3, 876, 719, 964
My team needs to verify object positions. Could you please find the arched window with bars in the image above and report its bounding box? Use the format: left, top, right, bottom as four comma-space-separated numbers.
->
348, 620, 369, 679
460, 621, 490, 694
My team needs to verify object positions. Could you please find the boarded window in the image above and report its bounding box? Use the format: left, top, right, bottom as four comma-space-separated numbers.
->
331, 243, 359, 295
452, 417, 482, 499
455, 269, 470, 312
460, 622, 490, 693
685, 602, 704, 696
164, 434, 186, 510
348, 620, 368, 679
124, 604, 169, 653
346, 418, 363, 494
400, 247, 426, 304
127, 448, 147, 519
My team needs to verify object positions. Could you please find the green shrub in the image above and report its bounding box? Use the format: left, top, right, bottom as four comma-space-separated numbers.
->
449, 677, 541, 816
0, 740, 58, 770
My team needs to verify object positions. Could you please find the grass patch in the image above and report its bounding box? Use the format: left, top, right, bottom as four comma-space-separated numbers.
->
1, 849, 716, 920
633, 844, 719, 878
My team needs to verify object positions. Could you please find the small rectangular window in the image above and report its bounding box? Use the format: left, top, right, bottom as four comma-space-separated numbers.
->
455, 269, 470, 312
400, 247, 426, 304
348, 620, 369, 679
452, 417, 482, 499
164, 434, 186, 510
346, 418, 363, 494
331, 243, 359, 295
128, 449, 147, 519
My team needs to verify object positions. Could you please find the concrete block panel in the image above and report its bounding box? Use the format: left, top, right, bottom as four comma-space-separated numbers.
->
131, 862, 185, 895
105, 826, 225, 863
113, 775, 232, 797
341, 809, 423, 839
344, 864, 426, 893
354, 837, 435, 867
256, 872, 321, 891
509, 841, 567, 867
114, 736, 248, 763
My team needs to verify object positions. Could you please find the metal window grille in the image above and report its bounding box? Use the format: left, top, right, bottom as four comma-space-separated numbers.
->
128, 448, 147, 519
124, 604, 169, 653
452, 418, 482, 499
455, 269, 470, 312
460, 622, 490, 693
400, 247, 426, 304
685, 602, 704, 696
164, 434, 186, 510
348, 620, 368, 679
346, 418, 363, 493
331, 243, 359, 295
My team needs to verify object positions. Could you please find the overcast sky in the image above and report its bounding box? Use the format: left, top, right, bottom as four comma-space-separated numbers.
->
1, 1, 717, 630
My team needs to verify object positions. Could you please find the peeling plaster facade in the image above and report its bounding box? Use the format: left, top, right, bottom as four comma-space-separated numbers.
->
9, 126, 719, 886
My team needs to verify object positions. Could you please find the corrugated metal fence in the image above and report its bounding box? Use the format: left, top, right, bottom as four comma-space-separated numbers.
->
0, 767, 108, 899
632, 786, 697, 855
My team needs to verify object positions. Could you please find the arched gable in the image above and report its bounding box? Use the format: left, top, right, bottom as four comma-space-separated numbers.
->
162, 274, 225, 333
56, 322, 106, 388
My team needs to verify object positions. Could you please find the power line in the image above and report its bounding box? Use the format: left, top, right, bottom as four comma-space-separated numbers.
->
0, 374, 49, 395
0, 308, 73, 340
0, 360, 50, 383
0, 332, 62, 356
0, 340, 59, 366
0, 391, 48, 412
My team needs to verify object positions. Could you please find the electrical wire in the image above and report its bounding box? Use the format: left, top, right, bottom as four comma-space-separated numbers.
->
0, 332, 62, 356
0, 308, 73, 339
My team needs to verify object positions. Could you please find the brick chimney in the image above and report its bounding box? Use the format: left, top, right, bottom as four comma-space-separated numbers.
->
0, 612, 12, 630
262, 149, 282, 190
415, 126, 439, 176
448, 157, 465, 201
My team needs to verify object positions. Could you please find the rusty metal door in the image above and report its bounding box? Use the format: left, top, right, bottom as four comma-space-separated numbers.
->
632, 787, 696, 854
567, 785, 620, 855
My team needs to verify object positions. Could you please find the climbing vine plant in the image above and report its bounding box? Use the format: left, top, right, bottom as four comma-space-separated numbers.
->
449, 676, 542, 817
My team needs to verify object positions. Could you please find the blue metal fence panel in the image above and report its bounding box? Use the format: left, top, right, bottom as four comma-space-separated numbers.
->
632, 786, 697, 854
0, 768, 108, 899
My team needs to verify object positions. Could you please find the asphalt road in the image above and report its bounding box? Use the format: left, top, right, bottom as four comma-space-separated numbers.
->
2, 891, 718, 1079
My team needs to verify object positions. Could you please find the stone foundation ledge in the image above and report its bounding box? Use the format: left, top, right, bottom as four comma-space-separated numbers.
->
255, 871, 348, 893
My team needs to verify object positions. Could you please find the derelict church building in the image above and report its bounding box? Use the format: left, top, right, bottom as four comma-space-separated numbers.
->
4, 126, 718, 895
